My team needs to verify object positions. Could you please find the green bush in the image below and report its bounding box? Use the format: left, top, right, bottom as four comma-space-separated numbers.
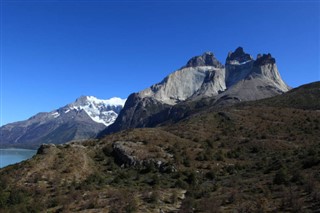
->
290, 171, 305, 185
0, 191, 9, 208
215, 151, 225, 161
175, 178, 188, 189
302, 156, 320, 169
8, 189, 28, 205
102, 145, 113, 157
273, 169, 288, 185
205, 170, 216, 180
186, 171, 198, 185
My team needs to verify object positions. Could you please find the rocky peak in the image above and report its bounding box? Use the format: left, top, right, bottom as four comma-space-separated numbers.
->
71, 96, 126, 108
73, 95, 89, 106
102, 47, 290, 136
66, 96, 126, 126
254, 53, 276, 66
226, 47, 253, 64
185, 51, 224, 68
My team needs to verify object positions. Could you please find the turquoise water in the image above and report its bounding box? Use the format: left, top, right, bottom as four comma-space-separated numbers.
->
0, 149, 37, 168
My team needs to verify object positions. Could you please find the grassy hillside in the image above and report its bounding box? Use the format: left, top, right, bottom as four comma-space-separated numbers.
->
0, 82, 319, 212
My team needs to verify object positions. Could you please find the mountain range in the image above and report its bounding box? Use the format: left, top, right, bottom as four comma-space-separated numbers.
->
0, 47, 319, 212
0, 96, 126, 149
103, 47, 290, 135
2, 47, 291, 148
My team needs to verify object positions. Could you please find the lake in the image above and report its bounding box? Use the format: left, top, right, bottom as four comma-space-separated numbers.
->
0, 149, 37, 168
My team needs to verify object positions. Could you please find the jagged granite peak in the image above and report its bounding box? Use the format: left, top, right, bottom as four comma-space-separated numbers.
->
101, 52, 226, 134
226, 47, 253, 64
185, 51, 224, 68
251, 61, 289, 93
102, 47, 291, 136
223, 49, 290, 103
139, 65, 226, 105
254, 53, 276, 66
225, 48, 289, 92
225, 47, 255, 87
0, 96, 126, 149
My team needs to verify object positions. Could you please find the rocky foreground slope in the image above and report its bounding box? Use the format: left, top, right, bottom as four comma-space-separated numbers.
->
0, 82, 319, 212
103, 47, 290, 135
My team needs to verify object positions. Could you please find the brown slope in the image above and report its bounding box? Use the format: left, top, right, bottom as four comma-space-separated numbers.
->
0, 81, 319, 212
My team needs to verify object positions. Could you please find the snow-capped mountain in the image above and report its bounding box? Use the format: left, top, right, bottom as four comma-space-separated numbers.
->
103, 47, 290, 135
61, 96, 125, 126
1, 96, 126, 149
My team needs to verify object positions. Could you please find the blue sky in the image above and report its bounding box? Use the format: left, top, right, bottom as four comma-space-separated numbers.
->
1, 0, 319, 125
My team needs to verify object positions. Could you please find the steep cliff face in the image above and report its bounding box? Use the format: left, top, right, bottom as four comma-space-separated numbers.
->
184, 51, 224, 68
139, 65, 226, 105
219, 51, 290, 104
102, 47, 290, 135
105, 93, 171, 133
252, 54, 290, 92
225, 47, 254, 87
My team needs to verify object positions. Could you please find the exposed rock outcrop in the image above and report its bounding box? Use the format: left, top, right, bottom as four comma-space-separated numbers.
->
37, 144, 57, 155
139, 65, 226, 105
221, 48, 290, 104
225, 47, 255, 87
184, 51, 224, 68
112, 141, 174, 172
254, 53, 276, 66
226, 47, 253, 64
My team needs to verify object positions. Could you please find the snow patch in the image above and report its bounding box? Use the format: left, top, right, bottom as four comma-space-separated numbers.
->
85, 96, 126, 107
67, 96, 126, 126
229, 60, 253, 65
240, 60, 252, 65
51, 112, 60, 118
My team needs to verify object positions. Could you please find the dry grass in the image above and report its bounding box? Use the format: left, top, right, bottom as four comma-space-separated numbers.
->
0, 82, 319, 212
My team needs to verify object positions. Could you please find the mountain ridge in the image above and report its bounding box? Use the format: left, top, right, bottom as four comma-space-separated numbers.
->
1, 96, 126, 149
102, 47, 290, 136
